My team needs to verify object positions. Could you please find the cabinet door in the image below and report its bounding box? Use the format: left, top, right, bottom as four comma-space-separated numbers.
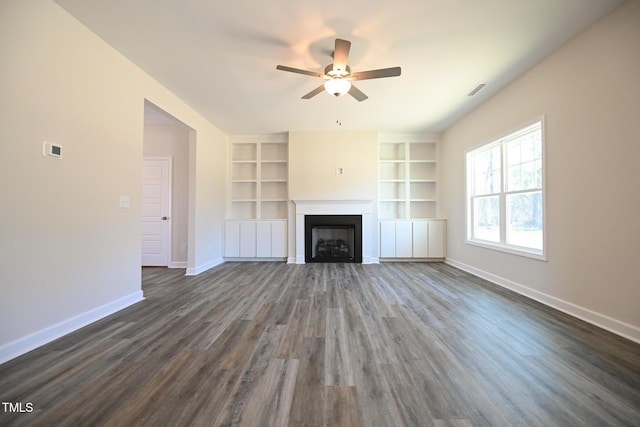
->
224, 221, 240, 257
270, 221, 287, 258
256, 222, 272, 257
412, 221, 429, 257
428, 220, 446, 258
380, 222, 396, 257
239, 221, 257, 257
396, 221, 413, 258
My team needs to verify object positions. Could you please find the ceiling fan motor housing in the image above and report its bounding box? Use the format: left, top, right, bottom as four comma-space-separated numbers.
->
325, 64, 351, 77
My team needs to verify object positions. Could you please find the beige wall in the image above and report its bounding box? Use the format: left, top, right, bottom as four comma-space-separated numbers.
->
289, 130, 378, 201
288, 130, 380, 260
0, 0, 227, 358
440, 1, 640, 339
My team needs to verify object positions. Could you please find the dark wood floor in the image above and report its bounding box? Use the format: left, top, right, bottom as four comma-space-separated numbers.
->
1, 262, 639, 426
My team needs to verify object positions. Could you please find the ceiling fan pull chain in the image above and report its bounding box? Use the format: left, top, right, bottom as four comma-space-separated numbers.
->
336, 97, 342, 126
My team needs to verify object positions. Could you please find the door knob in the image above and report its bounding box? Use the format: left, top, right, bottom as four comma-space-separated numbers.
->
162, 216, 168, 220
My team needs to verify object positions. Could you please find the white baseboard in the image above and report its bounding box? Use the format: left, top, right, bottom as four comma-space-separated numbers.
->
445, 258, 640, 344
364, 256, 380, 264
185, 257, 225, 276
0, 291, 144, 365
169, 261, 188, 268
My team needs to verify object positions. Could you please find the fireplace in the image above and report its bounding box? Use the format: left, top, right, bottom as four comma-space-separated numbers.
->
305, 215, 362, 263
292, 200, 374, 264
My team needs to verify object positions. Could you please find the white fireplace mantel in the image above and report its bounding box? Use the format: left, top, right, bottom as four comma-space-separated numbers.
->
291, 200, 377, 264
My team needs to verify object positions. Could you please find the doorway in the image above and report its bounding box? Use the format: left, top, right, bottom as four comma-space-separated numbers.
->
143, 101, 191, 268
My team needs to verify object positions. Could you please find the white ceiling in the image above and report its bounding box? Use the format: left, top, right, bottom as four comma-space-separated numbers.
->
55, 0, 623, 135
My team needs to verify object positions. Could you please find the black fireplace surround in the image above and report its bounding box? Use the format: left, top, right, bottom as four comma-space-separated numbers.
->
305, 215, 362, 263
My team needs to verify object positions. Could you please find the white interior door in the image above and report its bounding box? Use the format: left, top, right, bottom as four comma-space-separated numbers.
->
142, 158, 171, 266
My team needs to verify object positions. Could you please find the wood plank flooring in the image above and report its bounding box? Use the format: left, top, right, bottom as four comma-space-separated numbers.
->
1, 262, 639, 426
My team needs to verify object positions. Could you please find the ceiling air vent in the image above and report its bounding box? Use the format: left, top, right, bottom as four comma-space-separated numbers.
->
468, 83, 486, 96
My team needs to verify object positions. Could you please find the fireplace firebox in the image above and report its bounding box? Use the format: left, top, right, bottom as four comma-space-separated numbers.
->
305, 215, 362, 263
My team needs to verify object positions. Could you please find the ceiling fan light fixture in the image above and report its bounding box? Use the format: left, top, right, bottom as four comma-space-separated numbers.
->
324, 77, 351, 97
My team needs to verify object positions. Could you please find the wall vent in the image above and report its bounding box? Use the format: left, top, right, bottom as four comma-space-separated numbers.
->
468, 83, 486, 96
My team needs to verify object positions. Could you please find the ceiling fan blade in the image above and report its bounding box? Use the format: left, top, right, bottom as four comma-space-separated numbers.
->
302, 84, 326, 99
348, 85, 368, 102
276, 65, 323, 78
351, 66, 401, 81
332, 38, 351, 72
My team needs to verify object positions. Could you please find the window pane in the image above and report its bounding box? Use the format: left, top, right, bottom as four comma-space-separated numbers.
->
473, 146, 500, 195
508, 159, 540, 191
506, 128, 542, 192
507, 191, 543, 250
473, 196, 500, 242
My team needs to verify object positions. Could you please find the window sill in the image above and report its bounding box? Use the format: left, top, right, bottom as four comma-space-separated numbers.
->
466, 239, 547, 261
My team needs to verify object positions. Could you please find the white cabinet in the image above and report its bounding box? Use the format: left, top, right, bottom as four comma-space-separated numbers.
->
379, 220, 446, 259
427, 220, 446, 258
396, 221, 413, 258
412, 221, 429, 257
224, 221, 256, 257
225, 220, 287, 259
256, 220, 287, 258
379, 221, 413, 258
256, 222, 271, 257
224, 221, 241, 257
380, 221, 397, 258
239, 221, 257, 257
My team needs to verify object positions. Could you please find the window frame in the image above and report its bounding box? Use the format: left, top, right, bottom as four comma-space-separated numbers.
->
465, 119, 547, 260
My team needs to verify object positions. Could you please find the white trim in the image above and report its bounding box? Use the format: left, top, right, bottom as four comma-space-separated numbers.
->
445, 258, 640, 344
465, 239, 546, 261
379, 133, 440, 143
465, 117, 546, 261
0, 291, 144, 364
169, 261, 188, 268
223, 257, 287, 262
229, 133, 288, 144
185, 257, 225, 276
292, 200, 374, 265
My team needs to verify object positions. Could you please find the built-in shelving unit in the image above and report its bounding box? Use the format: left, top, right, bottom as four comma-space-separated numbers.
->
379, 134, 439, 219
229, 134, 288, 220
226, 134, 288, 260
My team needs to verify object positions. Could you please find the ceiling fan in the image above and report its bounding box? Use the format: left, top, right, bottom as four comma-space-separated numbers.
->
276, 38, 401, 102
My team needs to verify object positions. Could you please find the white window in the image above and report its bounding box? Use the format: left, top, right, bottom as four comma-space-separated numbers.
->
466, 121, 545, 259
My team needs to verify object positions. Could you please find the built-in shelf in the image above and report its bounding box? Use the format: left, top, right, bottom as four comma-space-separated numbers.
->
379, 134, 439, 220
228, 134, 288, 220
